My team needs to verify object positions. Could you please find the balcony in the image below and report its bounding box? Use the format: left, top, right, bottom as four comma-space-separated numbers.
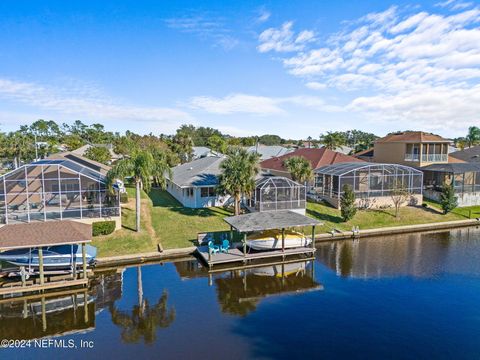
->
404, 153, 420, 161
421, 154, 448, 162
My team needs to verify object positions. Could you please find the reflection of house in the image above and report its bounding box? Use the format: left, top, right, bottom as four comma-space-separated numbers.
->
313, 162, 423, 209
166, 156, 229, 208
0, 159, 120, 227
260, 148, 363, 182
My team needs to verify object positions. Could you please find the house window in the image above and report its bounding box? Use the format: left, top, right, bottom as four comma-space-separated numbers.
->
187, 188, 194, 197
200, 187, 215, 197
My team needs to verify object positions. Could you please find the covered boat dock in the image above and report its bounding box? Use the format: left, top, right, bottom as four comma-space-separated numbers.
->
0, 221, 93, 296
196, 210, 322, 268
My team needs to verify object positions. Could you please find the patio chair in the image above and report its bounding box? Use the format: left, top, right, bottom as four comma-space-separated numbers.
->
208, 241, 219, 255
220, 240, 230, 253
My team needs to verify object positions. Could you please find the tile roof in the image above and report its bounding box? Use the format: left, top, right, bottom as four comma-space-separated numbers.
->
260, 148, 364, 172
0, 221, 92, 251
168, 155, 225, 187
375, 131, 449, 143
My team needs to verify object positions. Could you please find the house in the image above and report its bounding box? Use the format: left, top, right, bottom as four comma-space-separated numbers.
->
313, 162, 423, 209
260, 148, 363, 180
192, 146, 215, 159
71, 144, 121, 163
166, 156, 229, 208
48, 152, 111, 176
450, 146, 480, 164
0, 158, 121, 229
246, 145, 294, 160
372, 131, 450, 167
365, 131, 480, 207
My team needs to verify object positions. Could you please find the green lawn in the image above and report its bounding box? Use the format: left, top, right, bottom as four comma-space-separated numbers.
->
306, 200, 480, 233
148, 189, 232, 249
93, 187, 480, 257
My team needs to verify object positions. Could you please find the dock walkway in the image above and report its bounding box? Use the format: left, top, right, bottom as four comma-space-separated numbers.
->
196, 245, 315, 267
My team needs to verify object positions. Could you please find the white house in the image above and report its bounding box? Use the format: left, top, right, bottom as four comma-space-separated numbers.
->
166, 156, 230, 208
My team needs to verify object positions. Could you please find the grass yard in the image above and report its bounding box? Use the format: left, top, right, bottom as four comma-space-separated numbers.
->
306, 199, 480, 233
93, 186, 480, 257
148, 189, 232, 249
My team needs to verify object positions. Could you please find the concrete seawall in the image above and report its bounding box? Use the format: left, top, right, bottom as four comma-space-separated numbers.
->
96, 218, 480, 268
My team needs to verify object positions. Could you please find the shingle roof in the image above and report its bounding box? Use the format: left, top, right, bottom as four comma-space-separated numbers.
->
246, 145, 294, 160
168, 156, 225, 187
376, 131, 449, 143
450, 146, 480, 163
421, 163, 480, 174
260, 148, 364, 172
224, 210, 322, 232
48, 152, 111, 176
0, 221, 92, 251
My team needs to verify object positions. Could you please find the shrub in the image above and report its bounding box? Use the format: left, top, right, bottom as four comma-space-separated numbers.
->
340, 184, 357, 222
120, 192, 129, 203
440, 183, 458, 214
92, 221, 116, 236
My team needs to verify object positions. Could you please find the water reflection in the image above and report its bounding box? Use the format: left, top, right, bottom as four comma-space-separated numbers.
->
316, 227, 480, 278
109, 267, 175, 344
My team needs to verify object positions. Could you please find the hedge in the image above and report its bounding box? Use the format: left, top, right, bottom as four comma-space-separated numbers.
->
92, 221, 116, 236
120, 192, 129, 203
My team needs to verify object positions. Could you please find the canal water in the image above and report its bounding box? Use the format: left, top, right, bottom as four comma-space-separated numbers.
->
2, 226, 480, 360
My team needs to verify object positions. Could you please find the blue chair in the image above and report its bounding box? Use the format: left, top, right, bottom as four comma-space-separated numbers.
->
220, 240, 230, 253
208, 241, 219, 255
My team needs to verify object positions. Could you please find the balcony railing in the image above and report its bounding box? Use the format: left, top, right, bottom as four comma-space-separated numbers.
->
421, 154, 448, 162
404, 154, 420, 161
405, 153, 448, 162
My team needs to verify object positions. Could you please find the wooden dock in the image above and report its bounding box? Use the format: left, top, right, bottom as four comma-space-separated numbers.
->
196, 245, 315, 268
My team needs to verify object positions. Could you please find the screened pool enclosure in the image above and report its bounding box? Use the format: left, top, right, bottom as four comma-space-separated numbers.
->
313, 163, 423, 207
0, 159, 119, 225
247, 176, 306, 212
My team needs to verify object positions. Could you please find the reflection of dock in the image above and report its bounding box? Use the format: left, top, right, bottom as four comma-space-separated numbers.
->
197, 246, 315, 267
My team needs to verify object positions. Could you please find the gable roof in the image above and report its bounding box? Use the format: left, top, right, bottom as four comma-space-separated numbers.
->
168, 156, 225, 187
0, 221, 92, 251
450, 146, 480, 163
375, 131, 449, 143
260, 148, 364, 172
246, 145, 294, 160
71, 144, 120, 160
48, 152, 111, 176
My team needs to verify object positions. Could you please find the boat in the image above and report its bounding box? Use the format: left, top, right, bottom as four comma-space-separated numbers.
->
0, 244, 97, 269
246, 230, 311, 251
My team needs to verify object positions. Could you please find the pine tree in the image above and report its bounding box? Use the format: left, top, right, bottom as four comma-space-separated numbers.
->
440, 183, 458, 214
340, 184, 357, 222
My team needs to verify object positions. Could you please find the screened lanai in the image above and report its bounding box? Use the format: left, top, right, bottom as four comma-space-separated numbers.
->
247, 176, 306, 213
0, 159, 119, 225
313, 163, 423, 208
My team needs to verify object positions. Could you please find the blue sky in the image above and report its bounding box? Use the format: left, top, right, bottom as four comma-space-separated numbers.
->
0, 0, 479, 138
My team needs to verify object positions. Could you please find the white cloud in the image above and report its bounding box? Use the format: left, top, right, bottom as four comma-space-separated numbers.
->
189, 93, 342, 115
0, 78, 192, 132
165, 14, 239, 50
435, 0, 474, 10
256, 8, 271, 23
257, 5, 480, 130
305, 82, 327, 90
257, 21, 315, 53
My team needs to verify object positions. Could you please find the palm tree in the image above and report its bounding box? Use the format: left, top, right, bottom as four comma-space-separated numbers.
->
319, 131, 346, 150
107, 150, 171, 232
217, 147, 260, 215
466, 126, 480, 148
283, 156, 313, 184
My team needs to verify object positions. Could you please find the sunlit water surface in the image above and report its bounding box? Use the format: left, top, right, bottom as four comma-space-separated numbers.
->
2, 227, 480, 360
